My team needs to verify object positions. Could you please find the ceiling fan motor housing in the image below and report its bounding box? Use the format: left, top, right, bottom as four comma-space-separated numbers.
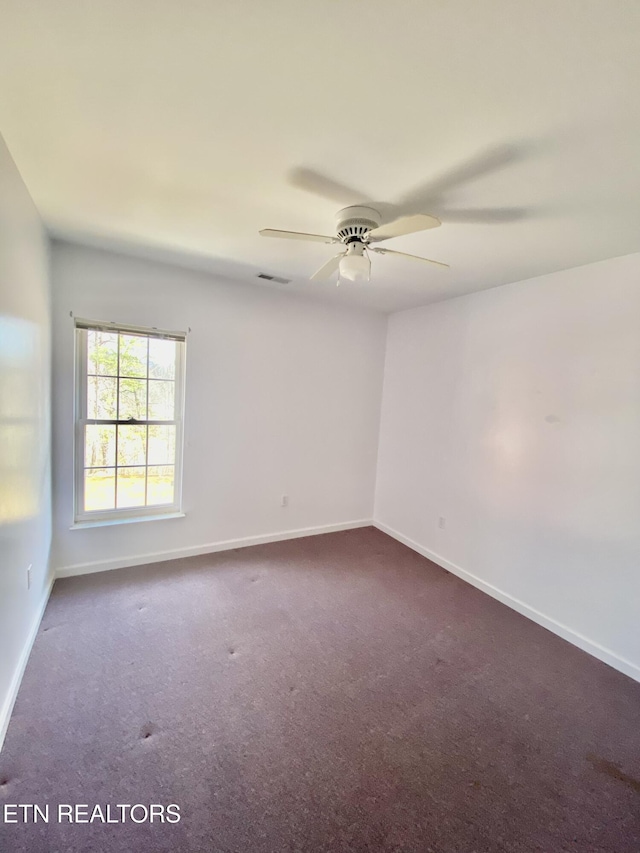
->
335, 205, 381, 242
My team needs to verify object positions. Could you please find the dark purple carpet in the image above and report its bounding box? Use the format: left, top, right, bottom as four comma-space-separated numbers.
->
1, 527, 639, 852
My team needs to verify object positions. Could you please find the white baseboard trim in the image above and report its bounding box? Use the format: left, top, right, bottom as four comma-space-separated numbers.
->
374, 520, 640, 684
55, 519, 373, 579
0, 576, 54, 753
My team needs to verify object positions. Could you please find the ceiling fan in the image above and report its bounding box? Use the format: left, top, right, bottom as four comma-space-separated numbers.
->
259, 205, 448, 284
260, 144, 533, 284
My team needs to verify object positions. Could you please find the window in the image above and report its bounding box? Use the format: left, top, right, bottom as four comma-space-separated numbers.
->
74, 319, 186, 524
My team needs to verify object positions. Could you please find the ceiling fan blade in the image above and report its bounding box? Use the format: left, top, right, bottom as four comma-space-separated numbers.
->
259, 228, 340, 243
288, 168, 371, 205
367, 214, 441, 242
310, 253, 345, 281
369, 247, 449, 269
259, 228, 339, 244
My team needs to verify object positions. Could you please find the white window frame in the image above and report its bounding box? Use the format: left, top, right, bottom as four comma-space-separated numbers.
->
73, 318, 186, 525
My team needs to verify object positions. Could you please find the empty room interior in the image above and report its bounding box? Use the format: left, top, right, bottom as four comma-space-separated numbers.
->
1, 1, 639, 851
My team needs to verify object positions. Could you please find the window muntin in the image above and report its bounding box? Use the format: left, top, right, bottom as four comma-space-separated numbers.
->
74, 321, 185, 523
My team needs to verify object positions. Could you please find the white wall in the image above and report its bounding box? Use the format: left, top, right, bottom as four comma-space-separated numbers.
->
51, 241, 386, 573
375, 253, 640, 680
0, 135, 52, 746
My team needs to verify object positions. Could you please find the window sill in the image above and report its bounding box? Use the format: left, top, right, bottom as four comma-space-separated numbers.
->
70, 512, 185, 530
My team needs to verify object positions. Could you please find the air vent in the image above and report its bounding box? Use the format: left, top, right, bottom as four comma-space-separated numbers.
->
257, 273, 291, 284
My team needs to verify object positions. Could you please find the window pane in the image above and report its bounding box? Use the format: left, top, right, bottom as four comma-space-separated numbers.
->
149, 338, 176, 380
117, 425, 147, 466
85, 425, 116, 468
148, 425, 176, 465
148, 380, 175, 420
87, 376, 117, 419
77, 326, 183, 519
147, 465, 174, 505
119, 378, 147, 420
85, 468, 116, 511
116, 467, 146, 508
88, 331, 118, 376
119, 334, 148, 377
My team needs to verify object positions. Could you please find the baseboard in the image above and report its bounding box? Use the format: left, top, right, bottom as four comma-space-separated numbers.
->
374, 520, 640, 684
55, 519, 373, 579
0, 576, 54, 753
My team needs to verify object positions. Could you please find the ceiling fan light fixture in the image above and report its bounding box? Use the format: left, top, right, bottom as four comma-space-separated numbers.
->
339, 243, 370, 282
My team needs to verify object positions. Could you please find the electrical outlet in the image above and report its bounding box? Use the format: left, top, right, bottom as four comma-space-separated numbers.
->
27, 564, 32, 590
438, 517, 446, 530
281, 495, 289, 508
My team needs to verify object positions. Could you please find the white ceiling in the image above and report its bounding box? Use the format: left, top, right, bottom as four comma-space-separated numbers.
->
1, 0, 640, 313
